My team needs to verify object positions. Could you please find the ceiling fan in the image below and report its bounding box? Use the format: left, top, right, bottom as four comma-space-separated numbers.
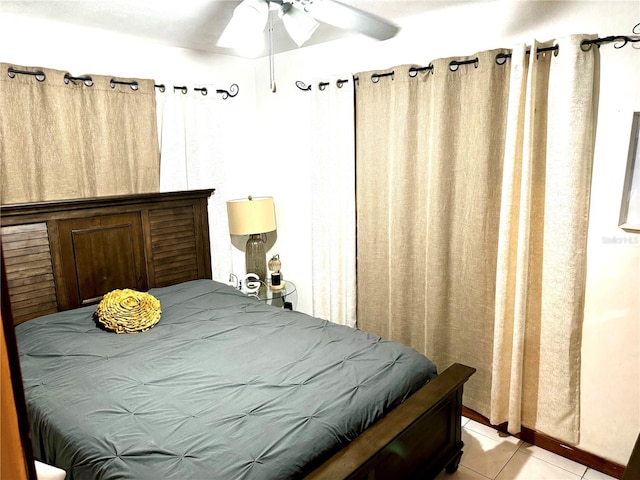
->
217, 0, 400, 53
218, 0, 399, 92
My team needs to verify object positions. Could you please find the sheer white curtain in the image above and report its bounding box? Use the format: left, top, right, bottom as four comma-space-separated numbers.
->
309, 76, 357, 327
156, 84, 236, 281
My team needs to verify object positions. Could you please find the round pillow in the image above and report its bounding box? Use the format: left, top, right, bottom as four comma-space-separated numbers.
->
96, 289, 161, 334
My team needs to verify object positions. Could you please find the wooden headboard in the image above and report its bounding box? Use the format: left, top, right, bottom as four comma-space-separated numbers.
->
1, 189, 214, 325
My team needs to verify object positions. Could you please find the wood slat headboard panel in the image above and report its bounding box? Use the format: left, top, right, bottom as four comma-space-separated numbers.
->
148, 206, 202, 287
2, 223, 58, 324
1, 189, 214, 325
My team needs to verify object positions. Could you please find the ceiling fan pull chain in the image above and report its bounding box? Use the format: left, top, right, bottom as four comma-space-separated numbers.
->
268, 6, 277, 93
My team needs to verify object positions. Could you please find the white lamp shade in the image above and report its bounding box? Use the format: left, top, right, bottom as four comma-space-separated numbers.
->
227, 196, 276, 235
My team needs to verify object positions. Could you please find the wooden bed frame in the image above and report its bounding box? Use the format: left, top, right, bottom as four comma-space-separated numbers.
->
0, 189, 475, 480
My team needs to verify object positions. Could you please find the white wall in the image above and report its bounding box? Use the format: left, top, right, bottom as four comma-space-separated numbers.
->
2, 0, 638, 467
581, 36, 639, 463
0, 13, 253, 84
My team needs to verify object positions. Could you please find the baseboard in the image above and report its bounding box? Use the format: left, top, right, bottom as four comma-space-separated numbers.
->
461, 406, 626, 479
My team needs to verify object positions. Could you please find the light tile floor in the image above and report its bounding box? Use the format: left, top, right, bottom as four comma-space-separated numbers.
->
435, 417, 619, 480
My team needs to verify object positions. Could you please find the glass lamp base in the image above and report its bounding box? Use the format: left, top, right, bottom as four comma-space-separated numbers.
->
245, 234, 267, 282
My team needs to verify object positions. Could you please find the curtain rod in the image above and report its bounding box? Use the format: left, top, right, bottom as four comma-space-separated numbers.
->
4, 68, 239, 100
154, 83, 239, 99
295, 30, 640, 91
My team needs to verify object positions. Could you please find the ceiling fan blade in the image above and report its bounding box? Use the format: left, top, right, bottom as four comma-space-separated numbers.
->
301, 0, 399, 41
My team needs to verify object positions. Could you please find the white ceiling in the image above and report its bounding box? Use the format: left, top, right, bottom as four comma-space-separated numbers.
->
0, 0, 477, 58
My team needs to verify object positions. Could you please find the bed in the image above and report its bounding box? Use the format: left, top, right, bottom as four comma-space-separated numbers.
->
1, 189, 475, 480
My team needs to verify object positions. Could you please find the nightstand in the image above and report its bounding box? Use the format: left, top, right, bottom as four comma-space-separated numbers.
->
256, 281, 297, 310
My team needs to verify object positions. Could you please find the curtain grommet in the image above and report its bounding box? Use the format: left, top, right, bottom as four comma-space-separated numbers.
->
496, 53, 510, 65
111, 79, 139, 90
7, 67, 45, 81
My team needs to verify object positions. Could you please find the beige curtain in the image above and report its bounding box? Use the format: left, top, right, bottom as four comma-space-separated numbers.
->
0, 64, 159, 204
355, 35, 598, 443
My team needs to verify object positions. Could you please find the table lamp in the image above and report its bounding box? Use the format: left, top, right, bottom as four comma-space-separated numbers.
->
227, 196, 276, 282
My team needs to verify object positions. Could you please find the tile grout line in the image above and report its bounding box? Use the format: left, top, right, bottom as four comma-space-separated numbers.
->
461, 423, 519, 480
462, 422, 521, 479
492, 441, 522, 480
457, 463, 494, 480
516, 441, 589, 478
463, 422, 591, 480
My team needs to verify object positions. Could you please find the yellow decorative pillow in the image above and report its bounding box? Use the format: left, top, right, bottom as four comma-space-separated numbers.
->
96, 289, 161, 334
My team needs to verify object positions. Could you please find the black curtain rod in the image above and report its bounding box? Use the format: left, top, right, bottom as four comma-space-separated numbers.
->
154, 83, 239, 99
6, 69, 145, 90
295, 31, 640, 91
295, 78, 351, 91
5, 67, 239, 99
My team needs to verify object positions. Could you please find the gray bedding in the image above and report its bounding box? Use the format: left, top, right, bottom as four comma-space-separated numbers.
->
16, 279, 437, 480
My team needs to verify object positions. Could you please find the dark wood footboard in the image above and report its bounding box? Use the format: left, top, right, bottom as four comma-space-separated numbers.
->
306, 363, 476, 480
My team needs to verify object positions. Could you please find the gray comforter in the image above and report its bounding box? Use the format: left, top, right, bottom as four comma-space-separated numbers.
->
16, 280, 437, 480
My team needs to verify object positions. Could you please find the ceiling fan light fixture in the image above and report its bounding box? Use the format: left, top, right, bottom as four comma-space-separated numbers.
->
280, 3, 319, 47
217, 0, 269, 51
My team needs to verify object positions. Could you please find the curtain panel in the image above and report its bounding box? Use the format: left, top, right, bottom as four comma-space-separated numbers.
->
0, 64, 159, 204
155, 83, 235, 282
309, 76, 357, 327
355, 35, 598, 443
